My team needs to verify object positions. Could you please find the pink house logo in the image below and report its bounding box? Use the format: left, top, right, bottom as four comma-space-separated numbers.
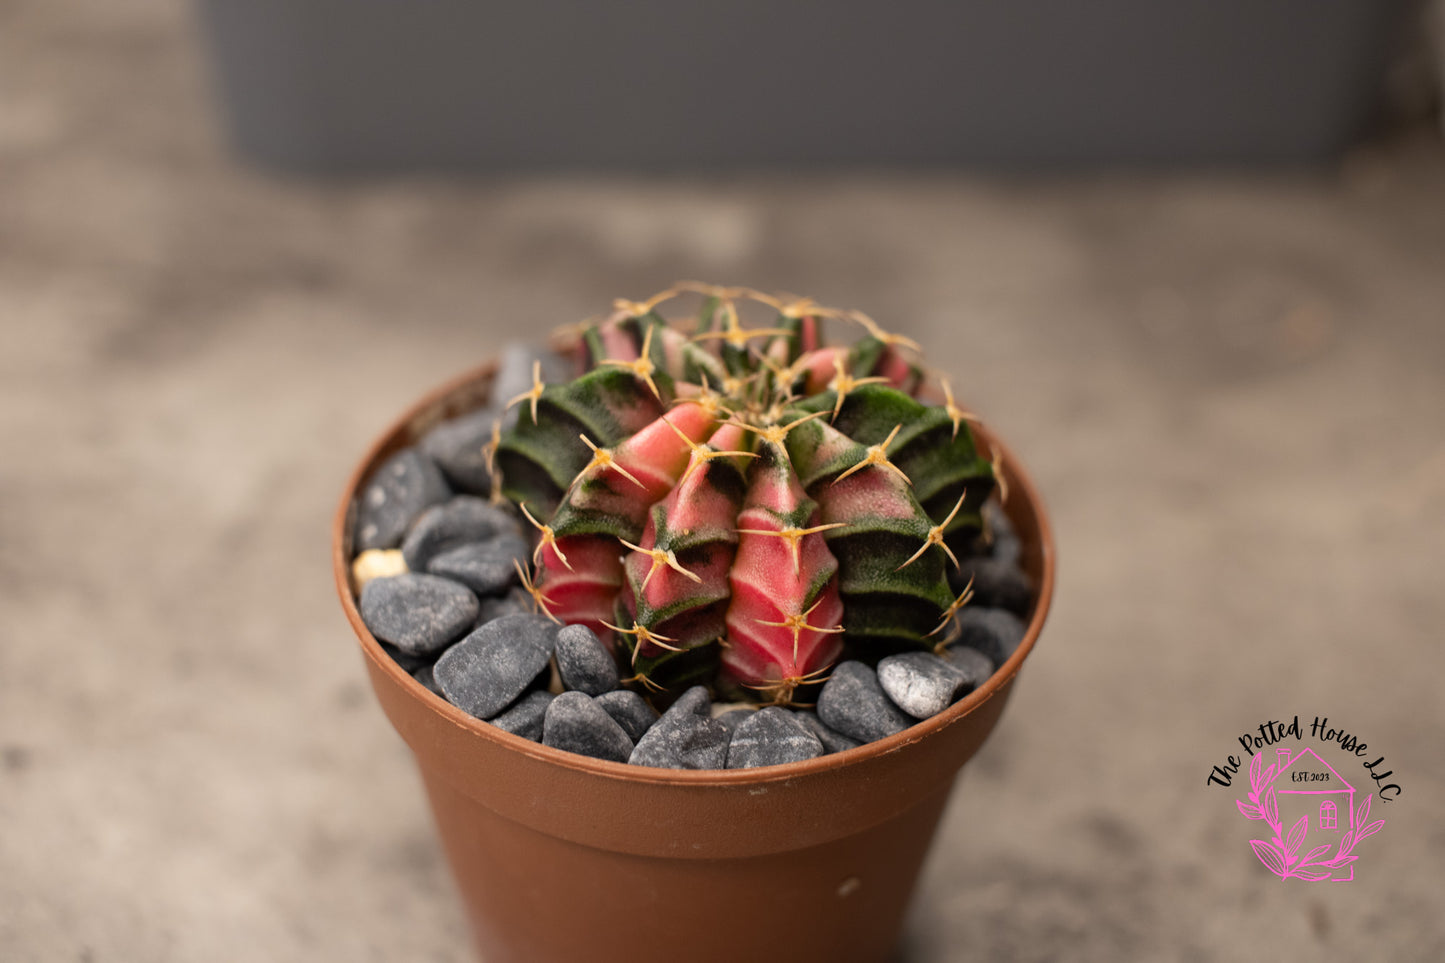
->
1237, 746, 1384, 881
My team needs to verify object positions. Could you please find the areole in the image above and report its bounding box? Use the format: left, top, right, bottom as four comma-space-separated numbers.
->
333, 359, 1057, 962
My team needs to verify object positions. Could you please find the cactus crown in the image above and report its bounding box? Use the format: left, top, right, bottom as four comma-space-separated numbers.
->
494, 283, 996, 705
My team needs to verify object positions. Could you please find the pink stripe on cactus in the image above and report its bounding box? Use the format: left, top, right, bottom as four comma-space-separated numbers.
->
611, 401, 717, 497
797, 346, 849, 396
798, 315, 821, 353
537, 536, 625, 649
598, 323, 638, 362
875, 346, 917, 391
721, 462, 844, 695
819, 467, 920, 523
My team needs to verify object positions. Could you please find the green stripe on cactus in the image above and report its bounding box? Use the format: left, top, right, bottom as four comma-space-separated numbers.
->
820, 504, 952, 650
497, 368, 665, 513
851, 337, 921, 391
612, 601, 722, 690
651, 504, 743, 557
919, 478, 990, 537
680, 341, 728, 388
635, 314, 679, 401
548, 502, 647, 543
775, 397, 957, 653
697, 295, 723, 333
496, 410, 592, 512
801, 384, 932, 448
897, 449, 994, 528
797, 385, 995, 523
694, 296, 755, 378
721, 343, 752, 378
849, 336, 889, 379
580, 326, 608, 367
826, 530, 953, 603
783, 417, 869, 491
556, 367, 667, 444
776, 315, 807, 365
820, 512, 931, 542
836, 593, 949, 650
631, 576, 732, 632
631, 642, 721, 695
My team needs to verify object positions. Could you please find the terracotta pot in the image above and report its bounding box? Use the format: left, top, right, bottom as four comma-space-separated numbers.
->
332, 360, 1056, 963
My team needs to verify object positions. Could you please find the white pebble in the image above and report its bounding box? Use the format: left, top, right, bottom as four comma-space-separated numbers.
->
352, 548, 408, 592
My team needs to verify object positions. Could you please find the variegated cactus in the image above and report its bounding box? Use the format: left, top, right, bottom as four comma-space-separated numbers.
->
493, 283, 997, 704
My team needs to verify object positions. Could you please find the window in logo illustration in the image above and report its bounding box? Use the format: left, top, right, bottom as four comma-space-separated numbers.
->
1236, 748, 1385, 881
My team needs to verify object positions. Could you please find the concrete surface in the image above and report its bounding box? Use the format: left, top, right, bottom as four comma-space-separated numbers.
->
3, 2, 1444, 961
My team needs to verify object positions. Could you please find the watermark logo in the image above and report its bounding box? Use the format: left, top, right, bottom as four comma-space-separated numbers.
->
1206, 716, 1398, 882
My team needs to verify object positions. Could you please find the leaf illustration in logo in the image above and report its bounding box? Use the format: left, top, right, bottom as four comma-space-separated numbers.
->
1302, 843, 1332, 865
1263, 786, 1280, 827
1249, 753, 1264, 791
1236, 800, 1264, 820
1335, 829, 1354, 857
1285, 815, 1309, 863
1250, 839, 1288, 878
1355, 793, 1371, 828
1293, 866, 1333, 882
1357, 819, 1385, 844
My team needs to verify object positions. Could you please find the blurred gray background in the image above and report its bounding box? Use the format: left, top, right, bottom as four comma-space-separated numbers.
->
3, 1, 1444, 960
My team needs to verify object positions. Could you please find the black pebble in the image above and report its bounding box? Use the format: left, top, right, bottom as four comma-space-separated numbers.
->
476, 587, 534, 626
380, 641, 431, 674
629, 687, 730, 770
595, 690, 660, 743
433, 613, 559, 719
942, 645, 995, 692
666, 685, 712, 718
554, 624, 620, 695
492, 344, 571, 430
420, 408, 499, 495
983, 501, 1022, 566
948, 607, 1027, 668
726, 707, 824, 769
402, 496, 521, 572
715, 708, 755, 738
412, 664, 445, 698
816, 661, 913, 744
951, 557, 1032, 617
359, 574, 478, 656
489, 691, 555, 742
428, 533, 530, 596
542, 692, 634, 762
793, 710, 862, 755
353, 448, 451, 551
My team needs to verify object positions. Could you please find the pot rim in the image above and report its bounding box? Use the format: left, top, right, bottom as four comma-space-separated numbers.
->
332, 356, 1055, 788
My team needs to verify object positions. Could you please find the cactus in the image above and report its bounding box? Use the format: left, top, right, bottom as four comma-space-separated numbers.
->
494, 283, 996, 705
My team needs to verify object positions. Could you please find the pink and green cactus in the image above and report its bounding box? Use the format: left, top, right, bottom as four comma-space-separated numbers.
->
493, 284, 997, 704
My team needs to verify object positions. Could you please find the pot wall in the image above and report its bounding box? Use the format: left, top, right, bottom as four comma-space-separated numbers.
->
418, 765, 955, 963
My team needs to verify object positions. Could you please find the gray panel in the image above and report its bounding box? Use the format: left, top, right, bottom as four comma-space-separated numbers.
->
196, 0, 1412, 171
